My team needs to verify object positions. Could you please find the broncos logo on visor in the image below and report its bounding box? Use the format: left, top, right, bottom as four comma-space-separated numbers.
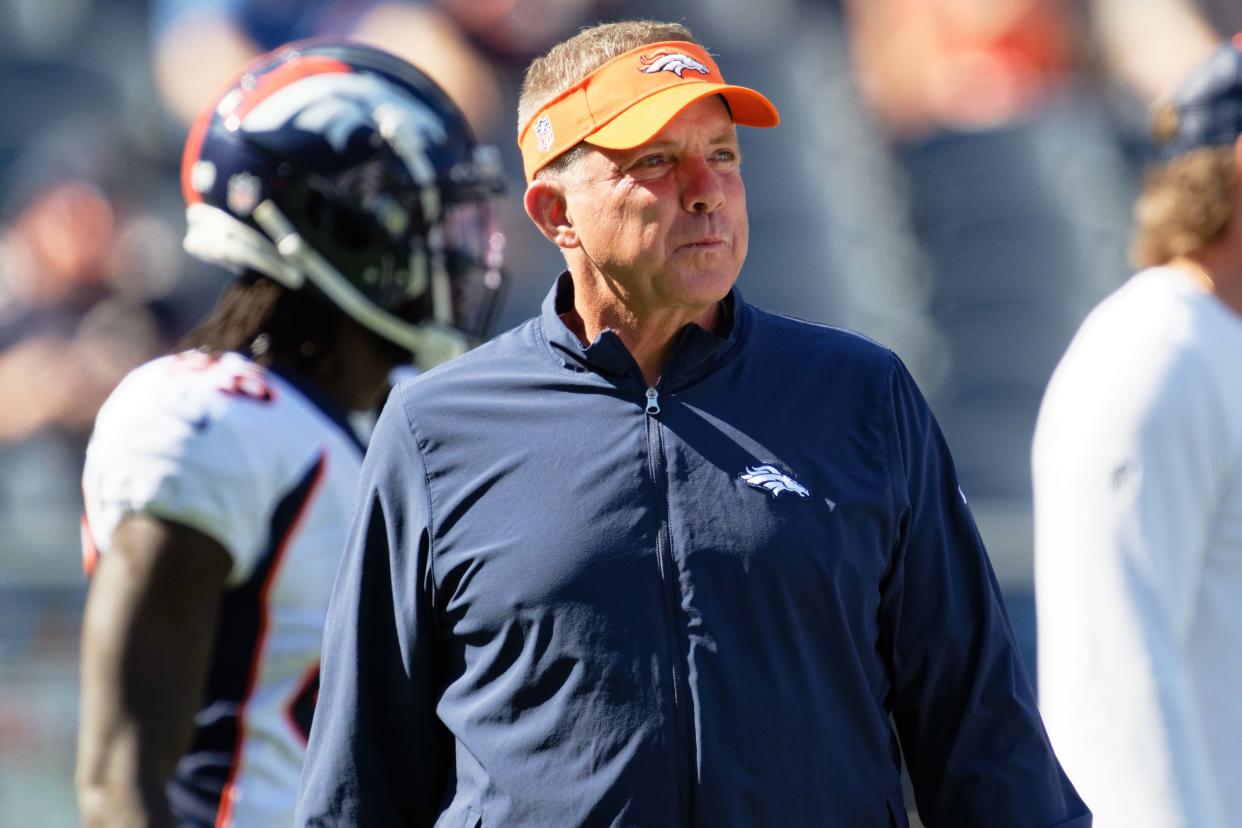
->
739, 465, 811, 499
638, 52, 709, 78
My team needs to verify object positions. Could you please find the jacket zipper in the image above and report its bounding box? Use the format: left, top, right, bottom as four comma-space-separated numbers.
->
643, 384, 692, 826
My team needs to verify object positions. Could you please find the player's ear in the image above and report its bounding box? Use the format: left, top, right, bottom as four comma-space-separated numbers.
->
524, 178, 578, 249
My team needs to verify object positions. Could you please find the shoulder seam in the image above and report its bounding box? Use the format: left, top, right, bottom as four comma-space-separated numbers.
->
396, 383, 439, 603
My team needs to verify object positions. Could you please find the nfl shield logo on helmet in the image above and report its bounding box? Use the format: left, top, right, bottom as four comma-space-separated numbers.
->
227, 172, 262, 217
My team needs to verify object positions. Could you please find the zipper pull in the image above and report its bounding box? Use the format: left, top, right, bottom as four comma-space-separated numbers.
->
644, 386, 661, 415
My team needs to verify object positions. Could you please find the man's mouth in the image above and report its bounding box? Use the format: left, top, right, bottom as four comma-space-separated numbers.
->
678, 236, 726, 251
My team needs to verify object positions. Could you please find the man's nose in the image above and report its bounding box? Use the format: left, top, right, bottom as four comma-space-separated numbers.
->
679, 156, 725, 214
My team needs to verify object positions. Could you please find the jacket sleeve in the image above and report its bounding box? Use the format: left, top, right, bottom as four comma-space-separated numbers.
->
877, 354, 1089, 827
296, 385, 447, 826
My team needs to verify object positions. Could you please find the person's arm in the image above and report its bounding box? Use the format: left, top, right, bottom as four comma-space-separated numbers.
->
1088, 0, 1218, 104
877, 354, 1089, 827
76, 515, 232, 828
296, 386, 447, 826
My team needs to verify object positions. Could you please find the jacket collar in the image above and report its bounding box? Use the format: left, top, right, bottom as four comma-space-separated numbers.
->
539, 271, 746, 387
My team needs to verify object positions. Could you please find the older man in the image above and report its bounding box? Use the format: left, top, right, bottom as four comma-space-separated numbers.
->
298, 20, 1087, 827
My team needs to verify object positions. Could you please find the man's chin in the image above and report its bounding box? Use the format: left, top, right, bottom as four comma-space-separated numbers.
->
666, 268, 740, 307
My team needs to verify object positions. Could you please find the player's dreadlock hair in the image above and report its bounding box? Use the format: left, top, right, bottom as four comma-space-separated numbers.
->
177, 272, 405, 374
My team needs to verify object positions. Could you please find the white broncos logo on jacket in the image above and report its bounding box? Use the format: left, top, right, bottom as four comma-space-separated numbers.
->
639, 52, 710, 78
739, 465, 811, 499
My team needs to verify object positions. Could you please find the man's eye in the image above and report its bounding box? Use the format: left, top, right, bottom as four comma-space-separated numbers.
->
713, 149, 738, 163
638, 154, 669, 168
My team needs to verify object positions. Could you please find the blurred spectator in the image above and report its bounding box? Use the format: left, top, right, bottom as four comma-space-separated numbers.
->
0, 112, 206, 442
434, 0, 620, 63
0, 118, 191, 591
152, 0, 505, 134
849, 0, 1075, 140
843, 0, 1135, 507
0, 11, 189, 818
0, 178, 164, 441
1091, 0, 1218, 105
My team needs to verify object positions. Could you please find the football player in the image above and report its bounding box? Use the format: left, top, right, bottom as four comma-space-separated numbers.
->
75, 39, 504, 828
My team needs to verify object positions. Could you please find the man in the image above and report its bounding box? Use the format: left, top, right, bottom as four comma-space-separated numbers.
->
299, 20, 1087, 827
1034, 36, 1242, 828
76, 40, 505, 827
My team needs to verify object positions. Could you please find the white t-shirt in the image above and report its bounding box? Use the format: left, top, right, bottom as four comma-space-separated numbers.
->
82, 350, 366, 828
1033, 267, 1242, 828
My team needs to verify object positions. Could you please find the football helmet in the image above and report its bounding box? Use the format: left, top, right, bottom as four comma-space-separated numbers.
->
181, 39, 506, 369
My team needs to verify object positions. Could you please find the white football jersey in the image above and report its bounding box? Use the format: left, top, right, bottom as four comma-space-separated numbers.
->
82, 350, 366, 828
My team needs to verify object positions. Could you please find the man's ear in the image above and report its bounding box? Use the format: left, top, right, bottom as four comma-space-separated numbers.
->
524, 179, 578, 249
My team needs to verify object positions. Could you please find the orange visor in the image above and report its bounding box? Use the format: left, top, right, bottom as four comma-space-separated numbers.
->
518, 41, 780, 181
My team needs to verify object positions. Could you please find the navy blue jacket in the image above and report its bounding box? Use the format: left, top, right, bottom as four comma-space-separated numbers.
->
297, 275, 1088, 827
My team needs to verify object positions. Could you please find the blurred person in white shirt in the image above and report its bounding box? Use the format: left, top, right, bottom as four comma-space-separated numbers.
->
1034, 35, 1242, 828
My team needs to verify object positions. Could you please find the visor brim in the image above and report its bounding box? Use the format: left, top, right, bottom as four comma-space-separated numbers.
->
584, 83, 779, 150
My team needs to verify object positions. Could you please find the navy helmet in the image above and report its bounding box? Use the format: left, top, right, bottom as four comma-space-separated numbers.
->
181, 39, 506, 369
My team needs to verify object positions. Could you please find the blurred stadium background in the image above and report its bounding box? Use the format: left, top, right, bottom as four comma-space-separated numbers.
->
1, 0, 1237, 823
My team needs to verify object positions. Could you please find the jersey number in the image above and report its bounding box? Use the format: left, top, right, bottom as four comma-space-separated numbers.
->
172, 351, 275, 403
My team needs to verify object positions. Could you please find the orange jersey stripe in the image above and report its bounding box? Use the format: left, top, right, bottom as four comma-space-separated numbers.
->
214, 450, 328, 828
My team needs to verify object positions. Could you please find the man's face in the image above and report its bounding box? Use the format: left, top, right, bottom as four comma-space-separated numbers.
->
562, 95, 748, 319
